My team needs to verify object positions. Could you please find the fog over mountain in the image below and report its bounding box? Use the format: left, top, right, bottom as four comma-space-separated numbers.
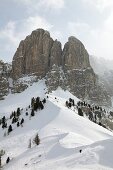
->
90, 56, 113, 76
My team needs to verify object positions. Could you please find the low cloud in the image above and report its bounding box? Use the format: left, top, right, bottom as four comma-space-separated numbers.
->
67, 11, 113, 59
13, 0, 65, 10
39, 0, 65, 9
83, 0, 113, 12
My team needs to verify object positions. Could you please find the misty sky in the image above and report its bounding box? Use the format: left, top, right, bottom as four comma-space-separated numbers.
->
0, 0, 113, 62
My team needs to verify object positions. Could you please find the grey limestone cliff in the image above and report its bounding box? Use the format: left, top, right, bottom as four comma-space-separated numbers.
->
9, 29, 112, 106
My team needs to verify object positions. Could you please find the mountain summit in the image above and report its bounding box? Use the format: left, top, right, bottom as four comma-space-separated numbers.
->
12, 29, 62, 79
11, 29, 110, 106
12, 29, 91, 79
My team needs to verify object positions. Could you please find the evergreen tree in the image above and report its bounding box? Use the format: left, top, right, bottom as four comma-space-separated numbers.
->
77, 101, 81, 106
68, 102, 72, 108
2, 124, 5, 129
78, 108, 83, 116
17, 108, 21, 117
34, 134, 40, 145
72, 99, 75, 106
6, 157, 10, 164
17, 122, 20, 127
80, 102, 83, 106
65, 101, 69, 107
13, 111, 16, 117
36, 97, 40, 104
88, 112, 93, 121
34, 102, 38, 111
20, 118, 24, 125
39, 101, 44, 110
2, 122, 7, 129
31, 97, 35, 108
26, 112, 28, 116
10, 112, 13, 119
69, 98, 72, 103
8, 125, 12, 134
12, 117, 18, 124
42, 98, 46, 104
2, 116, 6, 124
31, 109, 35, 117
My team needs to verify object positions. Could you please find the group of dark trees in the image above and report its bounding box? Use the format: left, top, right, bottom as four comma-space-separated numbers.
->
0, 96, 46, 137
65, 98, 75, 108
10, 108, 24, 130
76, 101, 103, 122
65, 98, 109, 129
30, 97, 46, 117
0, 96, 46, 169
0, 107, 25, 135
0, 116, 13, 135
0, 96, 45, 167
0, 116, 7, 129
31, 97, 46, 111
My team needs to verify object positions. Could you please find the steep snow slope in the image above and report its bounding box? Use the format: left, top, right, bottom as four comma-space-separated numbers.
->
0, 79, 46, 114
0, 79, 113, 170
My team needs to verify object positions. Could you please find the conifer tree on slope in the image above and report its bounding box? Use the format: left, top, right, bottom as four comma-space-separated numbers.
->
34, 134, 40, 145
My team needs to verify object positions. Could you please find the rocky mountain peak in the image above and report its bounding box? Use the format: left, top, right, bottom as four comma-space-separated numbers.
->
68, 36, 82, 44
12, 28, 62, 79
9, 29, 112, 106
63, 36, 90, 70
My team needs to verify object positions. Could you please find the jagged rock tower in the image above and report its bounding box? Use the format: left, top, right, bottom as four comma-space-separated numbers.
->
12, 29, 62, 79
12, 29, 111, 106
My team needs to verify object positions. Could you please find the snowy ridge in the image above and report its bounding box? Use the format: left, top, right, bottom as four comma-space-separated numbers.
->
0, 80, 113, 170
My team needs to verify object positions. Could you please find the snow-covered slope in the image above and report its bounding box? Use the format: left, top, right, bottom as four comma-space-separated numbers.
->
0, 80, 113, 170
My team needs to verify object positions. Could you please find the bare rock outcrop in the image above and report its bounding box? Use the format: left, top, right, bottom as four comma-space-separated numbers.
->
62, 36, 90, 70
12, 29, 62, 79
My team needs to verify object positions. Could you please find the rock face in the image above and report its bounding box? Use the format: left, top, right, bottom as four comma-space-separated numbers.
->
103, 70, 113, 96
0, 60, 11, 99
11, 29, 111, 106
50, 40, 62, 68
61, 36, 96, 99
62, 36, 90, 70
12, 29, 62, 79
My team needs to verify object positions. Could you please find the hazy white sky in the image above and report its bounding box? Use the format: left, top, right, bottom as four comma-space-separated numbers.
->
0, 0, 113, 62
